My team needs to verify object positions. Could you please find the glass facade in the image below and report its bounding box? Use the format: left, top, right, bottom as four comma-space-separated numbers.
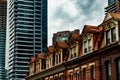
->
7, 0, 47, 80
0, 0, 6, 80
108, 0, 115, 4
105, 0, 119, 12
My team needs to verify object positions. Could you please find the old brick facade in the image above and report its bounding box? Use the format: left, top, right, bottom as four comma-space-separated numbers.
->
26, 12, 120, 80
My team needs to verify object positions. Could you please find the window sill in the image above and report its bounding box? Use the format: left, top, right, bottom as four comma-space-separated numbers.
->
105, 41, 118, 46
83, 50, 93, 55
70, 56, 78, 60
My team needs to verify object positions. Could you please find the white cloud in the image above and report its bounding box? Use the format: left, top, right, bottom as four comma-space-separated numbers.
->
48, 0, 107, 46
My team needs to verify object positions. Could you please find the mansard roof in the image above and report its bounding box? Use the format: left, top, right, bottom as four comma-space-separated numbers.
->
36, 53, 46, 59
47, 46, 54, 53
70, 33, 81, 42
54, 42, 68, 49
82, 25, 100, 34
30, 57, 35, 63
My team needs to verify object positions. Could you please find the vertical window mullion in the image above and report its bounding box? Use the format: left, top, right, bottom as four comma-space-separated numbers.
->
106, 30, 111, 44
83, 68, 87, 80
111, 27, 116, 42
106, 62, 111, 80
88, 39, 92, 52
59, 53, 61, 63
117, 59, 120, 80
70, 72, 73, 80
91, 66, 95, 80
76, 70, 80, 80
84, 41, 87, 53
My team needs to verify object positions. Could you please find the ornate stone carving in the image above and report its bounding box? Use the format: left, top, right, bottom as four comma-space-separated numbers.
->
103, 21, 116, 31
83, 33, 92, 41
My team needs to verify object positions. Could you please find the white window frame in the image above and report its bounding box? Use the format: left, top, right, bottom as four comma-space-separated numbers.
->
70, 46, 77, 59
83, 38, 92, 54
55, 53, 61, 65
76, 70, 80, 80
105, 22, 118, 45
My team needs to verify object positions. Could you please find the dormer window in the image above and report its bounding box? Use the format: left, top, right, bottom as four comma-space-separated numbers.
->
55, 53, 61, 65
103, 20, 118, 45
70, 46, 77, 59
111, 27, 116, 42
36, 61, 40, 73
84, 41, 87, 53
46, 57, 52, 68
105, 27, 116, 45
83, 38, 92, 54
46, 59, 49, 68
30, 64, 34, 75
106, 30, 110, 44
70, 72, 73, 80
88, 39, 92, 52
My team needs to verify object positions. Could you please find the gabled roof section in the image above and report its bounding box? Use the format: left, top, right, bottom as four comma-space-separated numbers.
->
30, 57, 35, 63
47, 46, 54, 53
82, 25, 100, 34
103, 12, 120, 22
70, 33, 81, 42
54, 42, 68, 49
37, 53, 46, 59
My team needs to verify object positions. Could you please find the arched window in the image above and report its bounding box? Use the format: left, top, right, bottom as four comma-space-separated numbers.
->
91, 66, 95, 80
76, 70, 80, 80
83, 68, 87, 80
116, 59, 120, 80
105, 61, 111, 80
70, 72, 73, 80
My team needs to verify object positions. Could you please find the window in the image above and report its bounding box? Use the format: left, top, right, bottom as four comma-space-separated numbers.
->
55, 54, 61, 65
47, 58, 52, 68
105, 27, 116, 45
54, 76, 58, 80
70, 46, 77, 58
46, 59, 49, 68
108, 0, 115, 4
59, 75, 64, 80
50, 78, 53, 80
105, 62, 111, 80
84, 41, 87, 53
83, 68, 87, 80
30, 64, 34, 75
106, 30, 111, 44
49, 58, 52, 67
76, 70, 80, 80
73, 46, 77, 57
59, 54, 61, 63
88, 39, 92, 52
117, 59, 120, 80
56, 54, 59, 64
91, 66, 95, 80
36, 61, 40, 72
111, 27, 116, 42
70, 72, 73, 80
83, 38, 92, 54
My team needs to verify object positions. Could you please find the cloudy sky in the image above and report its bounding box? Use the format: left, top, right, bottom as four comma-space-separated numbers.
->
48, 0, 107, 46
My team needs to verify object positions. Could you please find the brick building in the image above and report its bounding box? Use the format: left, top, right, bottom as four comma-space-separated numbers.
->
52, 29, 79, 46
25, 12, 120, 80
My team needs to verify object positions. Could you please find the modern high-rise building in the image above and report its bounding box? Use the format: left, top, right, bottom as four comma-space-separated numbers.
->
0, 0, 6, 79
7, 0, 47, 80
0, 0, 7, 80
105, 0, 120, 12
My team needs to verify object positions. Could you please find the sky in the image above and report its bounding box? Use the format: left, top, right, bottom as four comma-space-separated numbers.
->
48, 0, 107, 46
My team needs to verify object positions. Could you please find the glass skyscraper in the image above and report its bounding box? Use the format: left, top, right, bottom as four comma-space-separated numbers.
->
0, 0, 6, 80
105, 0, 120, 12
7, 0, 47, 79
